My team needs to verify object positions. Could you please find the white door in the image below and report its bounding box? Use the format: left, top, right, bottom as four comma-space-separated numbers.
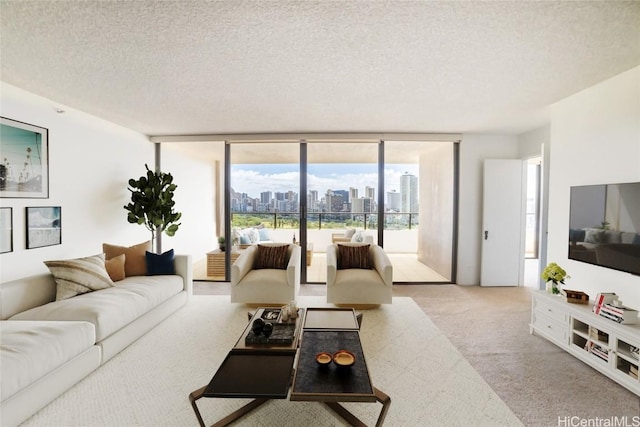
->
480, 159, 525, 286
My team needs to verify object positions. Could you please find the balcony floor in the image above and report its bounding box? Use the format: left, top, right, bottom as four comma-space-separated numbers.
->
195, 252, 449, 283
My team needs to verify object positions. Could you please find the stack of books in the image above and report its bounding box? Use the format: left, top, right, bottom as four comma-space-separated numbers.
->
592, 293, 617, 315
599, 304, 639, 325
592, 293, 639, 325
630, 345, 639, 361
584, 341, 609, 362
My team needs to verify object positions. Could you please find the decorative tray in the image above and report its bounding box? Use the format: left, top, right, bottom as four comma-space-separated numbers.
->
245, 323, 296, 344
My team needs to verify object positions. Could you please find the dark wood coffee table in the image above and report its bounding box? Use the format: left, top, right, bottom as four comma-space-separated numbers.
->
189, 307, 390, 426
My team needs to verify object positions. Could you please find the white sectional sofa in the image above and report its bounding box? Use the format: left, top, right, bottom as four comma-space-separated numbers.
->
0, 254, 192, 427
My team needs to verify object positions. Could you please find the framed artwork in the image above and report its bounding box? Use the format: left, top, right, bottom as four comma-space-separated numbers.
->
0, 117, 49, 198
0, 207, 12, 253
26, 206, 61, 249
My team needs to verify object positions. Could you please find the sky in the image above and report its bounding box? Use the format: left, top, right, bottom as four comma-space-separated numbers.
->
0, 124, 44, 181
231, 163, 419, 197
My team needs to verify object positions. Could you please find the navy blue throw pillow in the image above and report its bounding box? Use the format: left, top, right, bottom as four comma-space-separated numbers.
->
145, 249, 175, 275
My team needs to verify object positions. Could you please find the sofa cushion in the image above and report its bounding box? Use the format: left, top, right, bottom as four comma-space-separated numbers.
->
44, 254, 115, 301
337, 244, 371, 269
105, 254, 126, 282
145, 249, 175, 275
344, 229, 356, 238
9, 276, 183, 341
103, 241, 151, 277
0, 320, 96, 401
239, 269, 288, 287
253, 244, 289, 269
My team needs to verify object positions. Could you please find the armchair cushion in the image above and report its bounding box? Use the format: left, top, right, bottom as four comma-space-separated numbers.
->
253, 244, 289, 269
337, 244, 371, 269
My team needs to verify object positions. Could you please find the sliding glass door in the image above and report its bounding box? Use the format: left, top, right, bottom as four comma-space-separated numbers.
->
227, 143, 300, 281
222, 139, 457, 284
305, 142, 379, 283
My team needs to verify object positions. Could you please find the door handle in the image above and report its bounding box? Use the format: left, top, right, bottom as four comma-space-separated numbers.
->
484, 230, 488, 240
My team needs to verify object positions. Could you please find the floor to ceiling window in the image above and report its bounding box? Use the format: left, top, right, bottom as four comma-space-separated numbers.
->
174, 135, 459, 284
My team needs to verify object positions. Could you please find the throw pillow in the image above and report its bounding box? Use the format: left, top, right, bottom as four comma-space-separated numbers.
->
344, 229, 356, 238
103, 241, 151, 277
44, 253, 115, 301
337, 244, 371, 269
351, 231, 364, 243
253, 244, 289, 270
247, 228, 260, 243
258, 228, 270, 241
146, 249, 176, 275
239, 232, 251, 245
105, 253, 126, 282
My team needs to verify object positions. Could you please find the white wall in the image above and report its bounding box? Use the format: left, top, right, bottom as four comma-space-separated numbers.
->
456, 134, 519, 285
418, 144, 454, 279
160, 143, 217, 263
0, 82, 214, 282
548, 66, 640, 310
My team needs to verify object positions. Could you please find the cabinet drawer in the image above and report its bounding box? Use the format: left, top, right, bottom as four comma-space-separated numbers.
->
533, 295, 569, 324
532, 312, 568, 345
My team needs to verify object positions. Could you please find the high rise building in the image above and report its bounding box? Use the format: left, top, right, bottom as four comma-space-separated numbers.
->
260, 191, 272, 205
308, 190, 318, 211
387, 190, 401, 212
400, 172, 418, 213
352, 197, 372, 213
325, 190, 345, 212
365, 186, 375, 201
349, 187, 358, 203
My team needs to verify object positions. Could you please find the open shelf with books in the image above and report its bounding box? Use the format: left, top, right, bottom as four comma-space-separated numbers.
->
531, 290, 640, 396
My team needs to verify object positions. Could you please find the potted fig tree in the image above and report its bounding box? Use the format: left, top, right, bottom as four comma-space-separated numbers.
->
124, 164, 182, 253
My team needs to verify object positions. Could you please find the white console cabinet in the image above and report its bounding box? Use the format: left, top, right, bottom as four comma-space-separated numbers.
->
530, 290, 640, 396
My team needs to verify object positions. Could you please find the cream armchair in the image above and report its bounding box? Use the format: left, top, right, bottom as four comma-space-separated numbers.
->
326, 243, 393, 305
231, 243, 300, 304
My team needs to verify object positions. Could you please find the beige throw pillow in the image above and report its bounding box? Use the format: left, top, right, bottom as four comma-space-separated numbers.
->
105, 253, 126, 281
103, 241, 150, 277
45, 253, 115, 301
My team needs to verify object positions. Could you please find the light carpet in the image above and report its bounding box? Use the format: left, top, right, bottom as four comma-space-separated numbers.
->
21, 296, 523, 427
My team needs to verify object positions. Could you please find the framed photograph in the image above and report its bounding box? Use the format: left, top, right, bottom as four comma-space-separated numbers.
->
0, 207, 12, 253
0, 117, 49, 198
26, 206, 61, 249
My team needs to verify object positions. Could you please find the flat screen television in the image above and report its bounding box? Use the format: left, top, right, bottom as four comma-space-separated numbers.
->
568, 182, 640, 276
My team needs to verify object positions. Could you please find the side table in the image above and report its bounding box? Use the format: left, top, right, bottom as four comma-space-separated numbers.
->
206, 249, 242, 277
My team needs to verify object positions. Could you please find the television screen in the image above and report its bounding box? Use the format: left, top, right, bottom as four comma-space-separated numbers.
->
568, 182, 640, 276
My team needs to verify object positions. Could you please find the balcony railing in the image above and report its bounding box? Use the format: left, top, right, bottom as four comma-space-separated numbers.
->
231, 211, 419, 230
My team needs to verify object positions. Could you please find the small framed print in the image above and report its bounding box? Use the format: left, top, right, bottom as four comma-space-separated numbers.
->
0, 207, 12, 253
0, 117, 49, 198
26, 206, 61, 249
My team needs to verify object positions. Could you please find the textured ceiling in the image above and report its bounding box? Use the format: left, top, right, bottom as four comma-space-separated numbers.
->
1, 1, 639, 137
